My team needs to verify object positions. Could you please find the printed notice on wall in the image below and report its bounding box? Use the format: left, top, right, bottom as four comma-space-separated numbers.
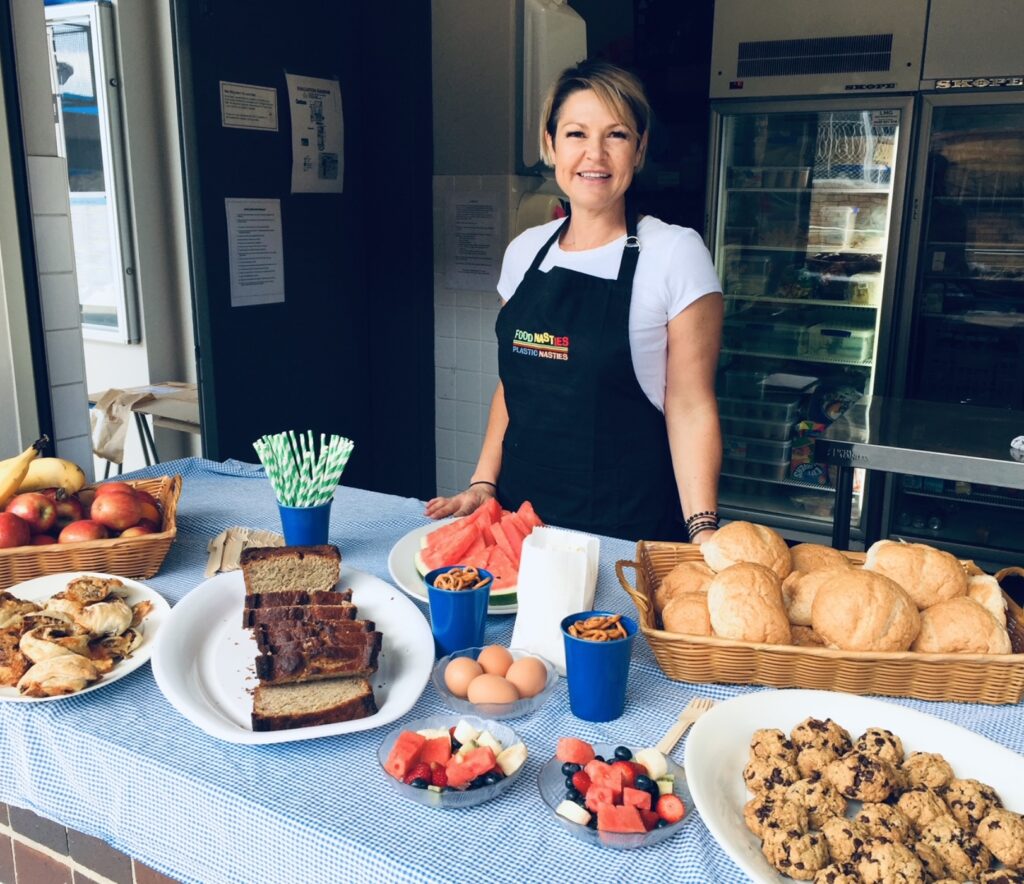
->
286, 73, 343, 194
225, 198, 285, 307
219, 81, 278, 131
444, 192, 502, 291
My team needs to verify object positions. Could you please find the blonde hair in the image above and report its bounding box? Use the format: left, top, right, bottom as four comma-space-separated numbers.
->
539, 60, 651, 169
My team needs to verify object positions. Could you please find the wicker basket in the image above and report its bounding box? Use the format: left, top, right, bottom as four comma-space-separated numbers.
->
0, 475, 182, 590
616, 541, 1024, 706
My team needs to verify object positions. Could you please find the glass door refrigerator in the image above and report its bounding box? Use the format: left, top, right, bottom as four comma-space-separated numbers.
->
706, 98, 914, 542
888, 91, 1024, 565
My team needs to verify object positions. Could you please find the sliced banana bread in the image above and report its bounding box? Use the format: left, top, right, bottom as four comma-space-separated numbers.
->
240, 544, 341, 595
255, 620, 376, 654
241, 602, 357, 629
243, 588, 352, 609
254, 632, 382, 685
251, 677, 377, 731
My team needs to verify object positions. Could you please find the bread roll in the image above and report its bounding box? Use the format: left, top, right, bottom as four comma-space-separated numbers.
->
654, 561, 714, 616
781, 569, 842, 626
707, 562, 791, 644
967, 575, 1007, 627
661, 592, 711, 636
790, 543, 850, 573
863, 540, 967, 609
701, 521, 792, 580
790, 625, 826, 648
911, 596, 1012, 654
811, 569, 920, 652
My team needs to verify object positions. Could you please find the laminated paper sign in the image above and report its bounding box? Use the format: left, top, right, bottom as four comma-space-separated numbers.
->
286, 73, 343, 194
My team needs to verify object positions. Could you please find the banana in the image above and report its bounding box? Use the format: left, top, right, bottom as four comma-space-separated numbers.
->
0, 436, 49, 508
18, 457, 87, 495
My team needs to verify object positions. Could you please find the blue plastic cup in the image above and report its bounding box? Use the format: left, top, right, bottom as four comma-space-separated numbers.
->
561, 610, 637, 722
277, 500, 332, 546
425, 566, 492, 659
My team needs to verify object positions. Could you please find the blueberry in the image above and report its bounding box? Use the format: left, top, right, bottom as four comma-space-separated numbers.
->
561, 762, 581, 776
469, 775, 488, 790
482, 772, 502, 786
450, 738, 462, 752
586, 815, 598, 829
410, 778, 429, 789
635, 774, 653, 792
613, 746, 632, 761
646, 784, 661, 805
655, 818, 669, 829
565, 787, 582, 803
441, 786, 454, 792
564, 775, 577, 790
593, 755, 605, 763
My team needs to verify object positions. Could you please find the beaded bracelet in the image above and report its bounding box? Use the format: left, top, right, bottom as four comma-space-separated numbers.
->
685, 510, 718, 528
688, 523, 718, 541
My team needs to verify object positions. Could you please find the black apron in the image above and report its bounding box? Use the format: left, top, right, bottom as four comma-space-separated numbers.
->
495, 207, 683, 542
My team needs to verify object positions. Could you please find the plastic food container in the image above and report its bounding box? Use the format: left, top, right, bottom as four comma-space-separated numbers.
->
723, 318, 808, 357
723, 435, 793, 462
807, 324, 875, 362
723, 369, 768, 398
720, 414, 794, 442
721, 455, 791, 482
717, 394, 802, 424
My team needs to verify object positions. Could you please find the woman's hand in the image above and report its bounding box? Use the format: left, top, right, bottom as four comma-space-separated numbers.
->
425, 486, 494, 520
689, 527, 717, 545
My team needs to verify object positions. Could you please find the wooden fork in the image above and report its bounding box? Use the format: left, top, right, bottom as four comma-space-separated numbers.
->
655, 697, 715, 755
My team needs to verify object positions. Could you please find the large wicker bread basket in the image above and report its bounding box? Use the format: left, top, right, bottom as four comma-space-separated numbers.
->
617, 541, 1024, 706
0, 475, 181, 590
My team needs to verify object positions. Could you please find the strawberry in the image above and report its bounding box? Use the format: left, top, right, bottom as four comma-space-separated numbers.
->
656, 793, 686, 824
403, 762, 432, 785
639, 809, 661, 831
571, 770, 592, 795
431, 765, 448, 788
611, 760, 636, 789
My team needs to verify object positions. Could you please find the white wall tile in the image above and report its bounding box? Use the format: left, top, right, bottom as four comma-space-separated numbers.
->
435, 336, 455, 370
454, 339, 481, 372
44, 329, 86, 385
436, 398, 456, 430
455, 306, 481, 340
50, 382, 91, 441
54, 434, 96, 483
435, 367, 456, 400
38, 272, 81, 331
435, 427, 455, 459
455, 401, 478, 433
482, 341, 498, 373
27, 156, 71, 215
480, 374, 499, 405
456, 430, 481, 463
436, 286, 456, 307
455, 369, 481, 403
32, 215, 75, 273
436, 458, 456, 497
436, 303, 456, 338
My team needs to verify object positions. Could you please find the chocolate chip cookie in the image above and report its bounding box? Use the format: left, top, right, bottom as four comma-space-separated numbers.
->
976, 808, 1024, 868
901, 751, 954, 790
919, 818, 993, 880
856, 838, 926, 884
786, 773, 848, 830
744, 755, 801, 793
941, 777, 1002, 830
762, 827, 830, 881
896, 786, 956, 833
853, 727, 904, 766
812, 863, 860, 884
826, 752, 899, 803
979, 870, 1024, 884
853, 802, 912, 844
821, 816, 870, 864
791, 718, 853, 755
797, 745, 843, 780
750, 727, 799, 765
744, 792, 809, 839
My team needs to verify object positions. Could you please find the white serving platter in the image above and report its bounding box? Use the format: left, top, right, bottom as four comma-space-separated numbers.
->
151, 566, 434, 744
1, 571, 169, 703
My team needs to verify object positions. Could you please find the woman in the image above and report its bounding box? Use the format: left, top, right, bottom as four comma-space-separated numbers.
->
426, 60, 723, 544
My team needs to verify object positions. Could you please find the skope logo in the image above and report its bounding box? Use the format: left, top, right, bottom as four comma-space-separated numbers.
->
936, 77, 1024, 89
844, 83, 897, 91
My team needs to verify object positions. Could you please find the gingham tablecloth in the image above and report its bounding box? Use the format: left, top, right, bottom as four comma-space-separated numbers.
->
1, 458, 1021, 884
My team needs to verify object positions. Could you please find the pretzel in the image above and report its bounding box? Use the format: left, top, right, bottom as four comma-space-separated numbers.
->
568, 613, 628, 641
432, 567, 492, 591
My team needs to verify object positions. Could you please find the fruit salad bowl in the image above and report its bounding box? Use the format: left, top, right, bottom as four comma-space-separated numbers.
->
537, 742, 693, 849
431, 647, 559, 720
377, 714, 528, 809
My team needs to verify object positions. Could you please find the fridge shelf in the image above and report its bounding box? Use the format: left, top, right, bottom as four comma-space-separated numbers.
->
722, 244, 883, 255
725, 295, 879, 309
721, 468, 837, 493
721, 347, 873, 368
932, 196, 1024, 203
727, 186, 892, 195
899, 488, 1024, 512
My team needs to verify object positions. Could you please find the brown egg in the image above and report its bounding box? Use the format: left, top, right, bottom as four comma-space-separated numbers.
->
476, 644, 514, 677
466, 673, 520, 705
504, 656, 548, 699
444, 657, 483, 698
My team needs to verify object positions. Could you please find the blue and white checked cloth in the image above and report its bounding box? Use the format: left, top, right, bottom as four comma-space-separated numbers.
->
0, 458, 1021, 884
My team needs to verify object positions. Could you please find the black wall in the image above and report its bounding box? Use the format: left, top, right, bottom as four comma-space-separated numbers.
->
174, 0, 434, 499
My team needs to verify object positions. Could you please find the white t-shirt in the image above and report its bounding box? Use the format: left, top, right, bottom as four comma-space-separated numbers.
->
497, 215, 722, 412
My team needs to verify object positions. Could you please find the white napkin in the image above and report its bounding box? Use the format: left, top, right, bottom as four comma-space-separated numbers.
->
510, 527, 600, 675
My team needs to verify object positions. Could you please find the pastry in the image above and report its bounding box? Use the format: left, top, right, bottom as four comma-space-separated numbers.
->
707, 562, 791, 644
743, 755, 801, 793
852, 727, 904, 766
790, 543, 850, 574
853, 802, 912, 844
782, 570, 839, 627
653, 560, 714, 616
901, 752, 954, 790
785, 773, 848, 829
750, 728, 798, 764
968, 574, 1008, 627
811, 569, 920, 652
660, 591, 711, 636
762, 826, 830, 880
17, 654, 99, 697
941, 777, 1002, 829
976, 808, 1024, 868
896, 786, 956, 832
911, 596, 1012, 654
855, 838, 925, 884
863, 539, 967, 609
919, 818, 993, 880
744, 793, 809, 839
826, 752, 899, 803
821, 816, 870, 863
701, 520, 792, 579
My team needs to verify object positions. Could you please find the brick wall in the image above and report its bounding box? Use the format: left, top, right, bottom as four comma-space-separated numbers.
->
0, 803, 177, 884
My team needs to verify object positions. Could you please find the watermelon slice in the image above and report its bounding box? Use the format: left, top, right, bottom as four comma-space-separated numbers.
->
498, 513, 525, 561
505, 511, 531, 539
598, 805, 646, 834
489, 520, 517, 563
516, 500, 543, 530
445, 746, 497, 789
384, 731, 426, 779
485, 545, 517, 589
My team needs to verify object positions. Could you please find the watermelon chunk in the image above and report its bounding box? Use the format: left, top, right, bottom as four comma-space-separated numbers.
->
517, 500, 543, 530
556, 737, 595, 766
418, 736, 452, 767
597, 804, 646, 834
485, 545, 517, 589
498, 514, 525, 561
585, 784, 619, 814
445, 746, 497, 789
489, 520, 517, 563
505, 511, 531, 539
384, 731, 426, 779
622, 787, 652, 811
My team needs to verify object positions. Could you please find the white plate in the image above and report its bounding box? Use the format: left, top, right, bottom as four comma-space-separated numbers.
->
151, 566, 434, 744
684, 689, 1024, 884
0, 571, 169, 703
387, 520, 518, 615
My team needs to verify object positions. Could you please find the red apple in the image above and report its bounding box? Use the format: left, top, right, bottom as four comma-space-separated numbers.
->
58, 519, 109, 543
53, 494, 84, 529
30, 534, 57, 545
120, 524, 156, 537
135, 489, 160, 509
136, 519, 159, 532
137, 499, 161, 526
94, 481, 135, 498
90, 492, 142, 531
5, 492, 57, 533
78, 488, 96, 515
0, 512, 31, 548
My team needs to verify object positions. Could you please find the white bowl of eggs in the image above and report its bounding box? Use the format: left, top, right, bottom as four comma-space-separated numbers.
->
432, 645, 559, 719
